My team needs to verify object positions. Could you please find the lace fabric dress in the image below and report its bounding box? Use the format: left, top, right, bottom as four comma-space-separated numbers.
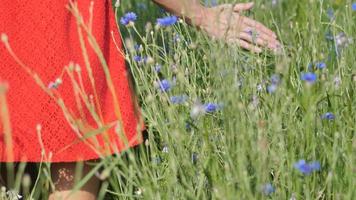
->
0, 0, 144, 162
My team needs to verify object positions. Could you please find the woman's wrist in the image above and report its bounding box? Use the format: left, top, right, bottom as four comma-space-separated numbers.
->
151, 0, 207, 28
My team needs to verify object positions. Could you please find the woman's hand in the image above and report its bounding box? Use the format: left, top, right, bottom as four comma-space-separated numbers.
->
198, 2, 280, 53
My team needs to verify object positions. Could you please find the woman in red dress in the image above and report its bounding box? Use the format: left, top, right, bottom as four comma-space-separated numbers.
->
0, 0, 278, 199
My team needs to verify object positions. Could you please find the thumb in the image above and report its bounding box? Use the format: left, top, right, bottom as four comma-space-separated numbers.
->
233, 2, 254, 12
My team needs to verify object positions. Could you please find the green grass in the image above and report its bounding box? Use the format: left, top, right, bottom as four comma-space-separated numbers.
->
1, 0, 356, 199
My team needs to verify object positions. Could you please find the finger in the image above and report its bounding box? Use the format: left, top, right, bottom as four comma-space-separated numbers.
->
242, 26, 280, 47
228, 38, 262, 53
233, 2, 254, 12
237, 39, 262, 53
238, 32, 277, 50
242, 17, 277, 38
217, 4, 233, 10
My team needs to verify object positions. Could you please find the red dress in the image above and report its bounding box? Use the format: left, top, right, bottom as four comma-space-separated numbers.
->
0, 0, 144, 162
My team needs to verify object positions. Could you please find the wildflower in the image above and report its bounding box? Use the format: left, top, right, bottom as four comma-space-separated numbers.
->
294, 159, 321, 175
290, 193, 297, 200
321, 112, 335, 120
145, 56, 155, 65
203, 103, 222, 113
261, 183, 275, 196
114, 0, 120, 8
154, 64, 162, 73
257, 84, 263, 92
270, 74, 281, 85
267, 84, 278, 94
120, 12, 137, 26
133, 55, 143, 62
170, 95, 188, 104
316, 62, 326, 69
156, 16, 178, 27
22, 174, 32, 188
327, 8, 335, 21
162, 145, 169, 153
267, 74, 281, 94
301, 72, 317, 84
157, 79, 171, 92
6, 190, 22, 200
134, 44, 143, 52
173, 33, 181, 43
335, 32, 352, 51
352, 3, 356, 11
333, 76, 341, 88
135, 188, 143, 195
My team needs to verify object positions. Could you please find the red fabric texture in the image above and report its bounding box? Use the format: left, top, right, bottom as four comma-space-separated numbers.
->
0, 0, 144, 162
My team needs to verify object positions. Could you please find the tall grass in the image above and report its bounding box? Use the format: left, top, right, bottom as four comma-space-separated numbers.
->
1, 0, 355, 199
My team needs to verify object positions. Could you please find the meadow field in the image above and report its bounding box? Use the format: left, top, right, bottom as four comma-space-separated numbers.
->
1, 0, 356, 199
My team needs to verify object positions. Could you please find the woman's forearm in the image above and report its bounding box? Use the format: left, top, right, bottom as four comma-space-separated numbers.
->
151, 0, 206, 26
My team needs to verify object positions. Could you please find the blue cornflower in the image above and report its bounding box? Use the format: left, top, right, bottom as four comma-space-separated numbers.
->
316, 62, 326, 69
134, 44, 143, 51
133, 55, 150, 64
270, 74, 281, 85
267, 84, 278, 94
158, 79, 171, 92
170, 95, 188, 104
327, 8, 335, 20
294, 160, 313, 175
156, 16, 178, 27
321, 112, 335, 120
133, 55, 142, 62
203, 103, 222, 113
294, 160, 321, 175
301, 72, 317, 84
352, 3, 356, 11
120, 12, 137, 26
266, 74, 281, 94
262, 183, 275, 196
154, 64, 162, 73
